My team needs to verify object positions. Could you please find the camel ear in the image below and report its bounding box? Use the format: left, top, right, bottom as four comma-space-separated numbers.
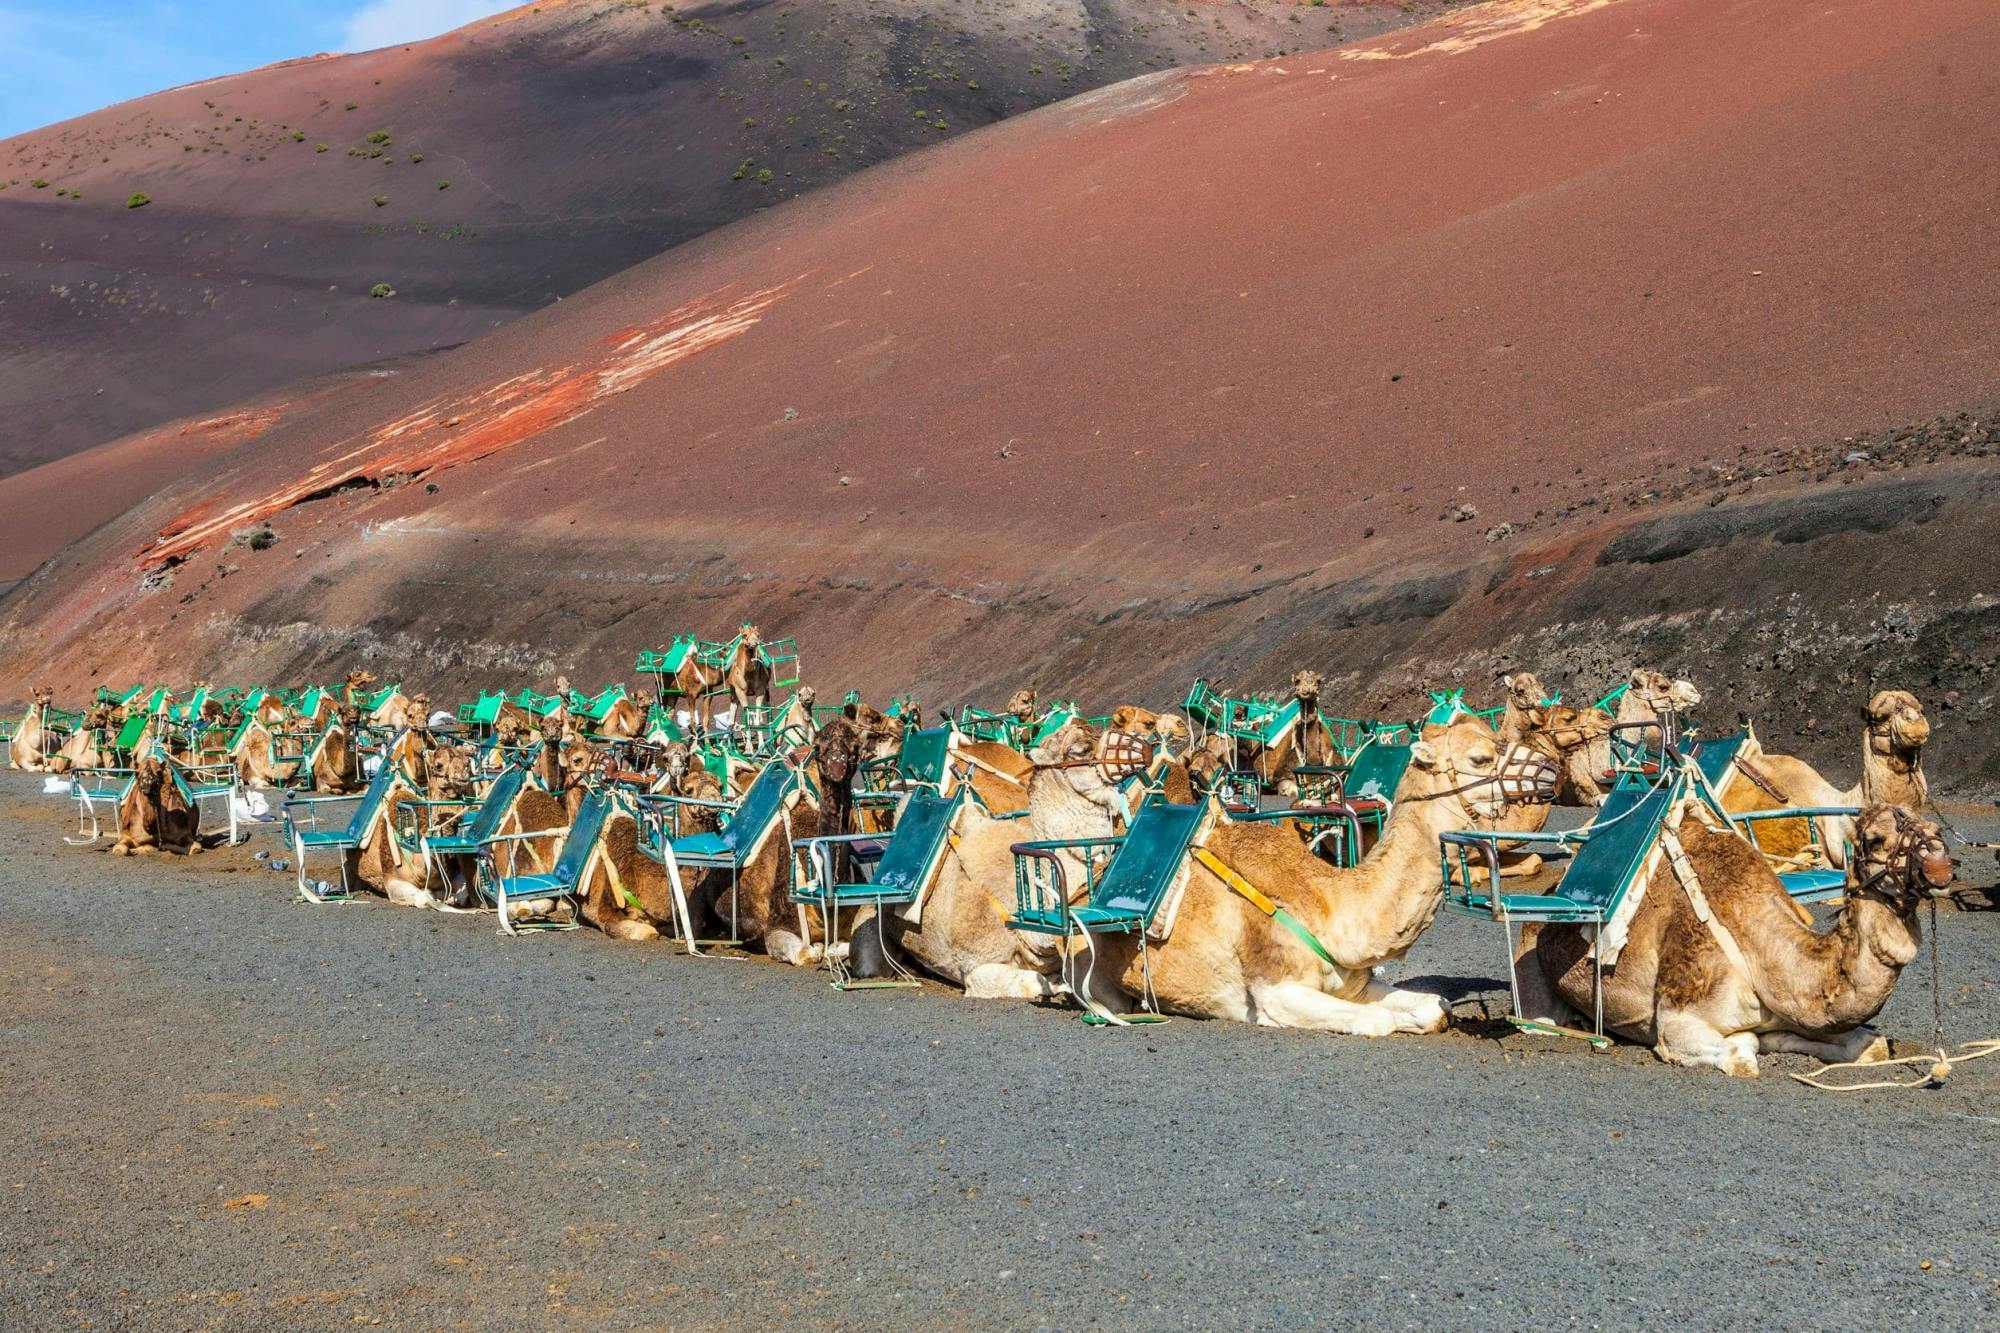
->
1410, 739, 1440, 770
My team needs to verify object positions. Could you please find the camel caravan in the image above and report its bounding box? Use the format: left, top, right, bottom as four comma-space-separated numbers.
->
4, 623, 1971, 1079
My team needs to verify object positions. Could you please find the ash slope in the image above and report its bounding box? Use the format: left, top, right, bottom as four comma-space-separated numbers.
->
0, 0, 1439, 481
2, 0, 1996, 786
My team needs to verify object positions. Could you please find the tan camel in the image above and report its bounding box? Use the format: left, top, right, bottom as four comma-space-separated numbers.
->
776, 685, 818, 744
1495, 668, 1698, 805
862, 720, 1143, 999
595, 690, 652, 741
1267, 669, 1341, 795
1722, 690, 1929, 868
1084, 717, 1541, 1034
726, 625, 773, 713
47, 703, 112, 774
307, 711, 364, 794
110, 756, 202, 855
1517, 803, 1952, 1076
8, 687, 57, 771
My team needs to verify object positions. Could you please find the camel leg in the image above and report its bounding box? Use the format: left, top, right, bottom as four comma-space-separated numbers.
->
964, 962, 1062, 1001
1360, 978, 1449, 1033
762, 928, 822, 966
1249, 980, 1432, 1037
1654, 1010, 1760, 1077
382, 878, 441, 910
1511, 922, 1588, 1029
1758, 1027, 1889, 1065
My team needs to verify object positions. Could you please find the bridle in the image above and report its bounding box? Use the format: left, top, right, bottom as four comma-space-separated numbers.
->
1401, 744, 1560, 826
1848, 808, 1952, 910
1034, 729, 1156, 783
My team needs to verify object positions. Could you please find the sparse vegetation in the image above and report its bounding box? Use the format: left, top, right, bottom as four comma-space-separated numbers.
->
370, 283, 394, 299
437, 179, 450, 189
344, 101, 358, 111
30, 179, 48, 188
372, 195, 389, 207
247, 527, 278, 551
126, 192, 151, 209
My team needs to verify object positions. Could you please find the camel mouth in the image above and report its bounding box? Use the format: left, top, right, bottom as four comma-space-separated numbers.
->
1919, 846, 1955, 890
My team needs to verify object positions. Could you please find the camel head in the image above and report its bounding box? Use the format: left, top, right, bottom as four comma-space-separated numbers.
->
739, 623, 763, 650
345, 669, 377, 691
1500, 671, 1548, 713
133, 755, 169, 801
1406, 717, 1526, 825
558, 729, 595, 780
1107, 704, 1156, 733
1290, 668, 1323, 706
427, 745, 477, 800
1029, 719, 1126, 824
792, 684, 814, 710
631, 688, 656, 709
812, 717, 862, 790
654, 740, 693, 787
1006, 687, 1038, 722
1847, 804, 1952, 914
1628, 668, 1701, 714
1864, 690, 1929, 758
31, 685, 54, 709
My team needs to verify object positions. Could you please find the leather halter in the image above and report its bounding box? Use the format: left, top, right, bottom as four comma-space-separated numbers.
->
1034, 729, 1156, 783
1848, 808, 1952, 909
1402, 744, 1559, 825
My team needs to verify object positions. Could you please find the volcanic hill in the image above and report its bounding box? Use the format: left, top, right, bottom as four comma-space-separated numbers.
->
0, 0, 1441, 488
3, 0, 1996, 786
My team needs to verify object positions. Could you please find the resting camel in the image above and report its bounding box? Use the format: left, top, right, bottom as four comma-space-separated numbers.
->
8, 687, 57, 771
850, 720, 1143, 999
306, 710, 364, 794
1266, 669, 1341, 795
595, 690, 652, 741
47, 704, 112, 774
111, 756, 201, 855
1517, 803, 1952, 1076
1084, 716, 1547, 1034
1496, 668, 1699, 806
1722, 689, 1929, 868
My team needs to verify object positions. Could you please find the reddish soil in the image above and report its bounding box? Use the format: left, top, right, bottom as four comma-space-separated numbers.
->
0, 0, 1442, 495
3, 0, 1996, 786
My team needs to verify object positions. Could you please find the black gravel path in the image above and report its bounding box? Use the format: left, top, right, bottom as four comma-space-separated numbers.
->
1, 773, 1995, 1329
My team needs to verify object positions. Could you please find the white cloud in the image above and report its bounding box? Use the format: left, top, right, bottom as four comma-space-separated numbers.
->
342, 0, 516, 52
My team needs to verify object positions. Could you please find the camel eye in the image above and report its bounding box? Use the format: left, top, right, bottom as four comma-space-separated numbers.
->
1472, 752, 1494, 768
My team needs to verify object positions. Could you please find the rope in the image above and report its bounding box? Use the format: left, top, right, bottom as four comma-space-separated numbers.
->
1790, 1040, 2000, 1091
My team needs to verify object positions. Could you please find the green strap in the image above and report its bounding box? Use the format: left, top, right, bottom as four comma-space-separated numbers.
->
1270, 906, 1339, 970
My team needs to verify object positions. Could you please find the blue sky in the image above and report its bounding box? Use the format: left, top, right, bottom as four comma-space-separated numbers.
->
0, 1, 516, 137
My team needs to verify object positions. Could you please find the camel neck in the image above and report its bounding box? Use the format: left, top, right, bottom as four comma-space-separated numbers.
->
1861, 732, 1927, 805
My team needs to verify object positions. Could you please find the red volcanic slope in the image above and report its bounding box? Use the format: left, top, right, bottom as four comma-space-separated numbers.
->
0, 0, 1440, 489
2, 0, 1997, 717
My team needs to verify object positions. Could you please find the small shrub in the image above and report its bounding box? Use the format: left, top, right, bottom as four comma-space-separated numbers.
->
247, 528, 278, 551
437, 179, 450, 189
370, 283, 394, 299
291, 130, 306, 142
366, 130, 391, 145
344, 101, 358, 111
30, 178, 48, 188
315, 143, 328, 153
372, 195, 388, 207
756, 168, 773, 185
126, 192, 151, 209
409, 153, 422, 163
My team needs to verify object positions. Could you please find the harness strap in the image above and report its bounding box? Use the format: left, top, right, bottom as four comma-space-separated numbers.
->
1732, 754, 1791, 803
600, 839, 643, 914
1191, 847, 1339, 970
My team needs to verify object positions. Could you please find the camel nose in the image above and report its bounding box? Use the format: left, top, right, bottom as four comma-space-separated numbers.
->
1919, 842, 1955, 889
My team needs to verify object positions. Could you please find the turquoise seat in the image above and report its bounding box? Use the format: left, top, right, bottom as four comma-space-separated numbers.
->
635, 761, 798, 949
1010, 799, 1207, 936
482, 788, 616, 931
795, 790, 963, 909
1779, 869, 1847, 903
422, 766, 528, 858
283, 755, 404, 901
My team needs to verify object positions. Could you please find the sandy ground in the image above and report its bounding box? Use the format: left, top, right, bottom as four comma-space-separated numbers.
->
1, 770, 1997, 1329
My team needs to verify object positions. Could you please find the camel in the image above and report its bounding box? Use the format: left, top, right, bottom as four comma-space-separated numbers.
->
1266, 669, 1341, 795
1517, 803, 1952, 1076
726, 625, 773, 714
775, 685, 818, 744
595, 690, 652, 741
233, 716, 291, 789
110, 756, 202, 855
8, 687, 57, 771
1722, 689, 1929, 868
1494, 668, 1699, 806
307, 710, 364, 794
1082, 716, 1548, 1034
47, 703, 112, 774
849, 719, 1142, 999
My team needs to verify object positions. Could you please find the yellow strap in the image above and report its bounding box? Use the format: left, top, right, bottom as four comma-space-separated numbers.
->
1193, 847, 1276, 915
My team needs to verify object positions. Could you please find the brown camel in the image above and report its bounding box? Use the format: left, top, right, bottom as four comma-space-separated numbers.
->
110, 757, 202, 856
47, 703, 112, 774
1084, 717, 1545, 1034
596, 690, 652, 740
1721, 689, 1930, 868
1518, 803, 1952, 1076
1266, 669, 1341, 795
307, 711, 364, 794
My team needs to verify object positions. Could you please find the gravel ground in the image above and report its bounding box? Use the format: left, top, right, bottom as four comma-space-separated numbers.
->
1, 771, 1996, 1330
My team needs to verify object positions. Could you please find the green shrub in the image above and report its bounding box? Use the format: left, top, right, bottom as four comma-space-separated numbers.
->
30, 179, 48, 188
372, 195, 388, 207
437, 179, 450, 189
126, 192, 151, 209
344, 101, 358, 111
756, 168, 773, 185
370, 282, 394, 298
291, 130, 306, 142
247, 528, 278, 551
366, 130, 391, 144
